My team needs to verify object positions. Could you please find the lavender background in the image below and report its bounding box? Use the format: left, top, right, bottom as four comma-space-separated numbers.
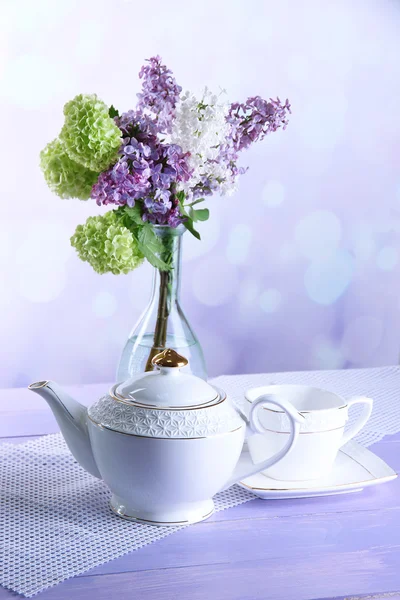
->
1, 0, 400, 388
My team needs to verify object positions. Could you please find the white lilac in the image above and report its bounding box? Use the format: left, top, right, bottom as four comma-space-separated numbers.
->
170, 89, 233, 199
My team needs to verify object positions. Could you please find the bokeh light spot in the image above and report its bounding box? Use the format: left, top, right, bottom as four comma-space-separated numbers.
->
238, 279, 259, 307
16, 222, 72, 303
262, 180, 285, 207
183, 212, 220, 262
93, 291, 117, 318
295, 210, 342, 260
376, 246, 398, 271
351, 224, 376, 261
341, 316, 383, 363
304, 250, 354, 305
16, 222, 73, 267
294, 90, 348, 151
192, 257, 239, 306
226, 224, 252, 265
259, 288, 282, 313
312, 337, 344, 369
279, 242, 297, 264
19, 264, 66, 303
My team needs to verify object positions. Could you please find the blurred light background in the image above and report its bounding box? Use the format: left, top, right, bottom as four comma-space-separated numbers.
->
1, 0, 400, 387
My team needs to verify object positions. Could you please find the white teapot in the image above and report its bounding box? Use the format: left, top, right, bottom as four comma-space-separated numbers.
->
29, 349, 303, 526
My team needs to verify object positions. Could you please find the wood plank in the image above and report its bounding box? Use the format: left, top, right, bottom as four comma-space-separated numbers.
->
76, 504, 400, 578
332, 594, 400, 600
1, 545, 400, 600
1, 501, 399, 595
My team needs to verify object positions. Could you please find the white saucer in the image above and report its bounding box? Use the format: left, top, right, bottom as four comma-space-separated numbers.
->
238, 440, 397, 500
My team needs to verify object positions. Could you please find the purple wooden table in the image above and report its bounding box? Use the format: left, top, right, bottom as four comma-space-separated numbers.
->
1, 382, 400, 600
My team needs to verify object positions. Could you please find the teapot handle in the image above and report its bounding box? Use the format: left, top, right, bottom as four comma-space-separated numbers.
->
223, 394, 304, 490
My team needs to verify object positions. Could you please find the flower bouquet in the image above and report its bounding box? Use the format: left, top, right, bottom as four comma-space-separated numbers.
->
40, 56, 290, 377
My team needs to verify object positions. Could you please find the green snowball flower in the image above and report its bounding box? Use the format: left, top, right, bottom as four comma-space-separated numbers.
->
40, 139, 99, 200
70, 211, 144, 275
60, 94, 121, 172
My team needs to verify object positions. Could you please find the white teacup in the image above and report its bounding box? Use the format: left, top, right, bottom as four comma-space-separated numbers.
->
245, 385, 373, 481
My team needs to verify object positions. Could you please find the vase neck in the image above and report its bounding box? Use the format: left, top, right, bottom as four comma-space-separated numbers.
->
150, 226, 184, 303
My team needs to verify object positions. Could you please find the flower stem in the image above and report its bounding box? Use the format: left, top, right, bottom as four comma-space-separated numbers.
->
145, 269, 170, 371
144, 227, 178, 371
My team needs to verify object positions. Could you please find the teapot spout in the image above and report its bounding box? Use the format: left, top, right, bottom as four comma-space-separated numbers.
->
28, 380, 101, 479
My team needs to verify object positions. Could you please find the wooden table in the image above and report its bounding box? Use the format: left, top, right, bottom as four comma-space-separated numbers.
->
1, 381, 400, 600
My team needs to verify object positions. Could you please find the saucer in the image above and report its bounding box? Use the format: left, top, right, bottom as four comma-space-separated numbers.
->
238, 440, 397, 499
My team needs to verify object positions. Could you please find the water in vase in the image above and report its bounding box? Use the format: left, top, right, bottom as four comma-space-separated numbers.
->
117, 333, 207, 382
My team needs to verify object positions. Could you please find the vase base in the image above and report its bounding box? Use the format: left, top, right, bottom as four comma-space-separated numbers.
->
110, 494, 214, 527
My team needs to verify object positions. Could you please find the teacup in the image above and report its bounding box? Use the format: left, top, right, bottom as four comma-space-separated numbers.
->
245, 385, 373, 481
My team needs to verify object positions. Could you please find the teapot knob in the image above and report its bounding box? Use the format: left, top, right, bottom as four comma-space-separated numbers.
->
152, 348, 188, 369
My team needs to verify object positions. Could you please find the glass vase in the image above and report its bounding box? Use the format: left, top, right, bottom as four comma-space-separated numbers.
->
116, 224, 207, 381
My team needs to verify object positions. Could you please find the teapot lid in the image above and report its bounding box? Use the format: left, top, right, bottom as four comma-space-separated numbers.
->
114, 349, 218, 409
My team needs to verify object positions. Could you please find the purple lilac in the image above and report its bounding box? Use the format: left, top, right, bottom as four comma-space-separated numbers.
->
115, 110, 159, 139
227, 96, 291, 151
92, 105, 191, 227
91, 160, 150, 207
136, 56, 182, 134
143, 202, 183, 228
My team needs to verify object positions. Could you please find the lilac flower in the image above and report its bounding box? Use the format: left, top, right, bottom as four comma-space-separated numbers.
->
165, 144, 193, 182
94, 104, 192, 227
227, 96, 291, 151
166, 206, 185, 228
154, 188, 171, 205
143, 204, 184, 228
91, 160, 149, 207
144, 190, 171, 216
137, 56, 182, 134
96, 58, 291, 228
154, 164, 177, 189
183, 96, 291, 198
116, 110, 159, 139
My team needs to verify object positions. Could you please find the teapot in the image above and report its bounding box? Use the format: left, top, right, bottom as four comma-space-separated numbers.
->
29, 349, 303, 526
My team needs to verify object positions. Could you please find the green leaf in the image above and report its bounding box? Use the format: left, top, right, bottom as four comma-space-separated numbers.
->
190, 208, 209, 222
176, 190, 185, 204
188, 197, 206, 207
138, 224, 171, 271
177, 199, 201, 240
183, 217, 201, 240
109, 105, 120, 119
124, 204, 143, 226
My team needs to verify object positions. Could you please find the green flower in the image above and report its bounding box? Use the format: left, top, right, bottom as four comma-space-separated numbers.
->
60, 94, 121, 172
40, 139, 99, 200
70, 211, 144, 275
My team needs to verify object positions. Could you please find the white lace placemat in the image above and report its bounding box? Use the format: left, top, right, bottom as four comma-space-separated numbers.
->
1, 365, 399, 597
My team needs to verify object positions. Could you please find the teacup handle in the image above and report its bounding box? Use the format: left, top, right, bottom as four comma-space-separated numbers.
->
340, 396, 373, 447
223, 394, 304, 489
